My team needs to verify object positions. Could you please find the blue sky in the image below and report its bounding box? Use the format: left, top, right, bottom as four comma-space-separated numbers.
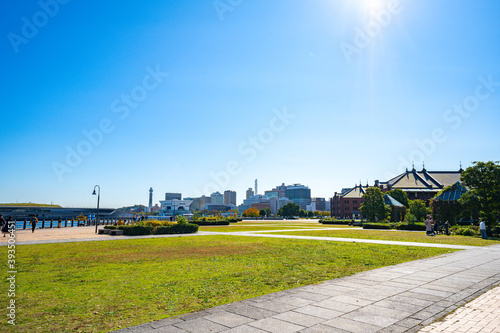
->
1, 0, 499, 208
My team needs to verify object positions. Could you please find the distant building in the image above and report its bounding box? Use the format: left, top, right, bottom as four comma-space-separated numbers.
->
202, 204, 232, 213
312, 197, 326, 211
377, 166, 463, 201
285, 184, 311, 210
211, 191, 224, 205
246, 188, 254, 199
160, 199, 193, 217
251, 203, 271, 211
224, 190, 237, 206
239, 195, 270, 214
165, 193, 182, 200
149, 188, 153, 209
265, 183, 287, 198
270, 197, 291, 214
186, 195, 211, 211
331, 184, 367, 219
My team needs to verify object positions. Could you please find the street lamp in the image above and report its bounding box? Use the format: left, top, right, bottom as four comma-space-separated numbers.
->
92, 185, 100, 233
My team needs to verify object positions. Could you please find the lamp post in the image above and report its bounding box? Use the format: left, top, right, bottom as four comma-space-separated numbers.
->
92, 185, 100, 233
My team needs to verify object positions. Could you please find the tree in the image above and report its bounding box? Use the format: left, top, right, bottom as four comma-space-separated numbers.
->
459, 161, 500, 228
361, 187, 390, 222
307, 210, 314, 218
259, 209, 266, 217
386, 188, 409, 208
408, 200, 427, 222
242, 208, 260, 217
277, 203, 300, 218
265, 208, 272, 217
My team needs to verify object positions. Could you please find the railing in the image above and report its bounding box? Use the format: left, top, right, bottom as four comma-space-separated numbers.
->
13, 218, 134, 230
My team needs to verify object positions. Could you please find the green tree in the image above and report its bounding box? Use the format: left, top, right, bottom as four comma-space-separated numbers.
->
277, 202, 300, 218
265, 208, 272, 217
386, 188, 409, 208
259, 209, 266, 217
408, 199, 427, 222
307, 210, 314, 218
361, 187, 390, 222
459, 161, 500, 228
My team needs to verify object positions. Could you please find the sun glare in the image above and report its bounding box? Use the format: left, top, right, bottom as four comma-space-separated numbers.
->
362, 0, 385, 12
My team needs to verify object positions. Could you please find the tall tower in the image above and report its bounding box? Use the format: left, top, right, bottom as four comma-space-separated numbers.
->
255, 179, 258, 196
149, 187, 153, 208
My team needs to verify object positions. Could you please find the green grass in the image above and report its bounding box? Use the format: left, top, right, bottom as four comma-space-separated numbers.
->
273, 229, 500, 246
1, 236, 454, 332
198, 220, 353, 232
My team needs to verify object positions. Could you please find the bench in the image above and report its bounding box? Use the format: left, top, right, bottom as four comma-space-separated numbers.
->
110, 230, 124, 236
98, 229, 111, 234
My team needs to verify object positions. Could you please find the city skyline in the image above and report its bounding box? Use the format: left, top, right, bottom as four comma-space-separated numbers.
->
1, 1, 499, 208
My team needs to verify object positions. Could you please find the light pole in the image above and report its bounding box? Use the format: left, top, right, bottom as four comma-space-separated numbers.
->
92, 185, 100, 233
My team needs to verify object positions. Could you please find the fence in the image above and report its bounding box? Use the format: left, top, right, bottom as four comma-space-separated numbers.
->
13, 218, 135, 230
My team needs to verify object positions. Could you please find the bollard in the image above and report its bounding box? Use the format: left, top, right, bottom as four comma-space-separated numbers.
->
23, 219, 27, 230
71, 219, 74, 227
65, 219, 68, 227
50, 219, 53, 228
42, 219, 45, 229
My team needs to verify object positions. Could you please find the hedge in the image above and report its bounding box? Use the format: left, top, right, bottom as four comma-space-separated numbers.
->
362, 223, 392, 230
107, 223, 199, 236
190, 220, 230, 226
396, 223, 426, 231
319, 219, 354, 225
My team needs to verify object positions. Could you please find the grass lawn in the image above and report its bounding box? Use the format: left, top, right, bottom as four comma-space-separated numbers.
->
199, 220, 353, 233
273, 229, 500, 246
1, 235, 454, 332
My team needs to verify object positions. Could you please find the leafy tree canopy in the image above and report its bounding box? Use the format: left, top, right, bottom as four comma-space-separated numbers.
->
242, 208, 260, 217
277, 203, 300, 218
385, 188, 409, 208
408, 199, 427, 222
459, 161, 500, 227
361, 187, 390, 222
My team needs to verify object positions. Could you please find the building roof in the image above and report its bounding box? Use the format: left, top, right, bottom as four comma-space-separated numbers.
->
386, 168, 462, 191
384, 194, 405, 207
433, 182, 468, 202
343, 185, 368, 198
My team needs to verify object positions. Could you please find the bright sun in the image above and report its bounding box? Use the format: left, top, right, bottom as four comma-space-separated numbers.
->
362, 0, 385, 12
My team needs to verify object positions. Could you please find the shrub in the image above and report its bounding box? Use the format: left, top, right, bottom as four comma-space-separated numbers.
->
363, 223, 392, 230
176, 216, 188, 226
190, 220, 230, 226
451, 225, 480, 237
103, 225, 117, 230
227, 217, 239, 223
169, 223, 199, 234
320, 219, 352, 225
397, 223, 426, 231
121, 225, 154, 235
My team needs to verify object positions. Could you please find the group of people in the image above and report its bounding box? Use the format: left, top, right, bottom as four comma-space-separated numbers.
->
425, 214, 488, 239
0, 214, 14, 237
424, 215, 451, 236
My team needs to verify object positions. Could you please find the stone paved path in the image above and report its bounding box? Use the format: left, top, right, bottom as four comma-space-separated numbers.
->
418, 285, 500, 333
114, 245, 500, 333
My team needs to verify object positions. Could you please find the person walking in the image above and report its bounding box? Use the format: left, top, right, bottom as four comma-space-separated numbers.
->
425, 214, 435, 236
57, 216, 62, 228
480, 220, 487, 239
30, 215, 38, 233
0, 214, 7, 237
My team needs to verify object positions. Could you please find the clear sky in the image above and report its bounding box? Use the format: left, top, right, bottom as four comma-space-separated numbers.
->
1, 0, 499, 208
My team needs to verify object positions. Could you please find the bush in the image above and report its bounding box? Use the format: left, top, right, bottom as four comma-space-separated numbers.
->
320, 219, 352, 225
451, 225, 480, 237
143, 219, 175, 227
103, 225, 117, 230
121, 225, 154, 235
227, 217, 239, 223
396, 223, 426, 231
363, 223, 392, 230
168, 223, 199, 234
190, 220, 230, 226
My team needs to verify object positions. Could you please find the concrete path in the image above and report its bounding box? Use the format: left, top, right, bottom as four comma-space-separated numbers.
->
114, 245, 500, 333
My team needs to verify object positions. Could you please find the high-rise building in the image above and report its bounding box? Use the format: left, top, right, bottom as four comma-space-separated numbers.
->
246, 188, 254, 199
312, 197, 326, 211
224, 190, 237, 206
165, 193, 182, 200
285, 184, 311, 210
211, 191, 224, 205
265, 183, 287, 198
149, 187, 153, 208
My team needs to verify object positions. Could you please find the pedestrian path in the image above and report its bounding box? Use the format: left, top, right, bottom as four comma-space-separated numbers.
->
115, 245, 500, 333
419, 285, 500, 333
